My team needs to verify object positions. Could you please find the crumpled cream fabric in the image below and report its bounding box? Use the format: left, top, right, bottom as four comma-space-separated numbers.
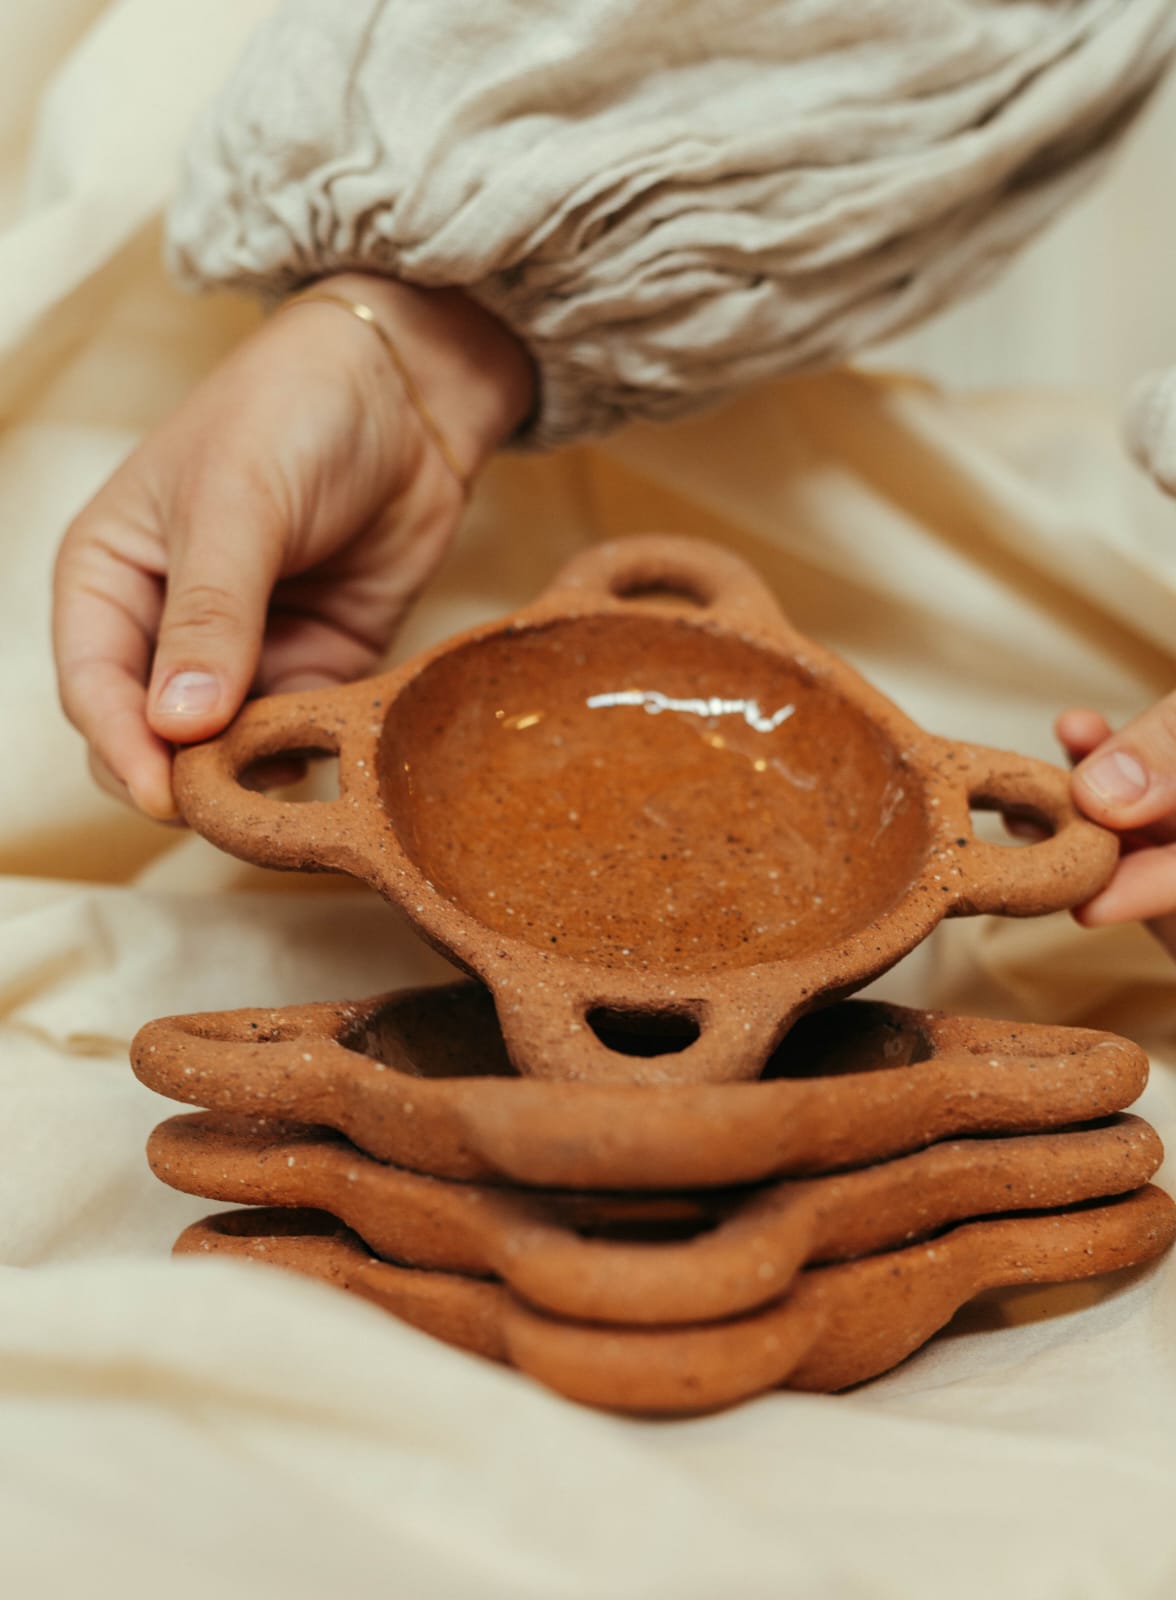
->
165, 0, 1176, 446
9, 5, 1176, 1598
1126, 367, 1176, 496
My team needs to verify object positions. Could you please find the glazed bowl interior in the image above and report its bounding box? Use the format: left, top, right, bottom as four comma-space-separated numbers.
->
379, 615, 931, 972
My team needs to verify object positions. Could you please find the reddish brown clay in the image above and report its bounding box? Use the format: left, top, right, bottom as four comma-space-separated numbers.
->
150, 1111, 1162, 1324
176, 1186, 1176, 1412
132, 986, 1148, 1190
173, 537, 1116, 1085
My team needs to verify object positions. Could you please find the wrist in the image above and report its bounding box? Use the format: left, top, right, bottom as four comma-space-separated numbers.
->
315, 272, 536, 480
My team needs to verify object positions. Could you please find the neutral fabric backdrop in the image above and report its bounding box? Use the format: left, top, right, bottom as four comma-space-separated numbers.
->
6, 5, 1176, 1597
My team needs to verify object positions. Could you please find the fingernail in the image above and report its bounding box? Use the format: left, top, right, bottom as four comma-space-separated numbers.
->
1080, 750, 1148, 806
155, 671, 219, 716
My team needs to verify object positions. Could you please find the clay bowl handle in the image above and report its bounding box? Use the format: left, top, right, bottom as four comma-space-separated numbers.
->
944, 741, 1117, 916
493, 976, 783, 1085
172, 680, 382, 878
528, 535, 803, 642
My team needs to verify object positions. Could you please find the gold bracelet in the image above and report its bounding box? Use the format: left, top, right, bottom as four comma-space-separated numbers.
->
276, 286, 472, 494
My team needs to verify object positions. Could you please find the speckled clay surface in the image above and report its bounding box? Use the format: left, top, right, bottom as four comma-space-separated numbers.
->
173, 537, 1117, 1085
150, 1112, 1162, 1324
132, 985, 1148, 1190
176, 1186, 1176, 1412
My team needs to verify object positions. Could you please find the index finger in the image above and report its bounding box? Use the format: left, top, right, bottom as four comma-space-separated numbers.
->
53, 514, 177, 819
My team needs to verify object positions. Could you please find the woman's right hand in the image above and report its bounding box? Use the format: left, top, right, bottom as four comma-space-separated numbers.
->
52, 271, 534, 819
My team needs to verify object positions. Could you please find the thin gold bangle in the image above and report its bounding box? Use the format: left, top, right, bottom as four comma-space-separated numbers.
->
276, 287, 472, 495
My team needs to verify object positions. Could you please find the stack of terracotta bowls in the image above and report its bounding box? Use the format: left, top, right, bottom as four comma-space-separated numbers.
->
132, 538, 1176, 1413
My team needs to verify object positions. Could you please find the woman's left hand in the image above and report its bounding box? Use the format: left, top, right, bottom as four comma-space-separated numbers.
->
1058, 376, 1176, 951
1059, 699, 1176, 952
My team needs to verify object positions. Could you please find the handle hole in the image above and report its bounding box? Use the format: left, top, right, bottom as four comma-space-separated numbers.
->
610, 569, 712, 611
194, 1209, 346, 1244
586, 1006, 701, 1058
240, 747, 340, 803
969, 800, 1055, 849
549, 1196, 718, 1245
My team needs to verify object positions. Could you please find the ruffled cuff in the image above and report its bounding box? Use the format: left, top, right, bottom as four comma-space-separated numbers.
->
166, 0, 1176, 450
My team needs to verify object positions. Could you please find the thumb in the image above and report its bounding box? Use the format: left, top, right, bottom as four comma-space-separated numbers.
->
147, 499, 283, 745
1071, 692, 1176, 830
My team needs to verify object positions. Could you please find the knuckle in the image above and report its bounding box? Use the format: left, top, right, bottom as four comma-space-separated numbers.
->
54, 514, 96, 590
60, 492, 105, 545
164, 582, 242, 638
56, 679, 82, 731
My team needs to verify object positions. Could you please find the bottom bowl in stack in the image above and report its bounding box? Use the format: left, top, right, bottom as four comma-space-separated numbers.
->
132, 984, 1176, 1415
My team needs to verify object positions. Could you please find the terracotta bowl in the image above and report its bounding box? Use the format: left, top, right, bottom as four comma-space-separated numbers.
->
150, 1111, 1162, 1325
175, 536, 1116, 1084
176, 1186, 1176, 1411
131, 986, 1149, 1190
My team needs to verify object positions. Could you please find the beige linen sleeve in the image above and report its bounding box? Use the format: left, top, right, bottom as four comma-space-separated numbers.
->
166, 0, 1175, 448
